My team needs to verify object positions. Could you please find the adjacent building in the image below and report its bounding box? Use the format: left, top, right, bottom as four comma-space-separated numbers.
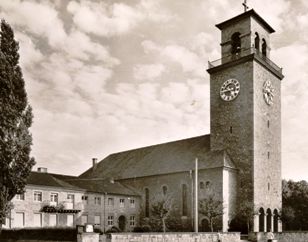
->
4, 167, 140, 232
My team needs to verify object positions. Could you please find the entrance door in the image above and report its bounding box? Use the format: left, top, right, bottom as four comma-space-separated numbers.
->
118, 215, 126, 231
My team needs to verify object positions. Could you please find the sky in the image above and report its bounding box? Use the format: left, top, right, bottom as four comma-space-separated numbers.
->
0, 0, 307, 180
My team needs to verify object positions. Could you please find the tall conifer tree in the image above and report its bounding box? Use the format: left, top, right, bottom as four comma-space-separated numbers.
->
0, 20, 35, 230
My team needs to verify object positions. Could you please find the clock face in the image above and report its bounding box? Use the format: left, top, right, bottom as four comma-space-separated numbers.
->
220, 78, 240, 101
263, 80, 274, 105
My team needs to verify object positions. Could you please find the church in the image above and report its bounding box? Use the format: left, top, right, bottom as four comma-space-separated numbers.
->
80, 8, 284, 233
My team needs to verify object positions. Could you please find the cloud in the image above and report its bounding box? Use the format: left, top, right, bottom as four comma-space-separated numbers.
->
67, 0, 173, 37
141, 40, 205, 77
0, 0, 67, 47
134, 64, 165, 81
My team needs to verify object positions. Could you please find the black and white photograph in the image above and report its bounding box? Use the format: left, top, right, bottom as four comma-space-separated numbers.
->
0, 0, 307, 241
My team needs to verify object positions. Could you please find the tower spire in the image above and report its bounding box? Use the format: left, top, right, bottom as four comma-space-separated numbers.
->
242, 0, 249, 12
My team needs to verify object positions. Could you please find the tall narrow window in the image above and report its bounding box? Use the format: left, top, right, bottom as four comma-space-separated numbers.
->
162, 186, 168, 196
262, 39, 267, 57
254, 32, 260, 51
268, 152, 270, 159
34, 191, 42, 202
50, 193, 58, 205
82, 195, 88, 205
119, 198, 125, 208
267, 120, 270, 128
182, 184, 188, 216
231, 32, 241, 54
230, 126, 233, 134
107, 215, 114, 225
145, 188, 149, 217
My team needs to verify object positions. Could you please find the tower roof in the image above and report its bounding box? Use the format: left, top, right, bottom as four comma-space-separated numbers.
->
216, 9, 275, 33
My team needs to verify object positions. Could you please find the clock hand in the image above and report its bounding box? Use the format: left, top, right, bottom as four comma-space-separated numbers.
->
221, 87, 235, 93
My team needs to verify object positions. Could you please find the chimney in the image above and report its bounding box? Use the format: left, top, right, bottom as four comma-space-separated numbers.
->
92, 158, 98, 171
37, 167, 48, 173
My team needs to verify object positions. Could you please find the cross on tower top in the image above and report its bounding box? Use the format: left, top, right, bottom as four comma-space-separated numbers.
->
242, 0, 249, 12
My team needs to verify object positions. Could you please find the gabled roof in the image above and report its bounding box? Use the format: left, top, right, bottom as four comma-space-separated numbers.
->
27, 172, 81, 190
27, 171, 139, 196
216, 9, 275, 33
79, 134, 237, 180
63, 179, 140, 196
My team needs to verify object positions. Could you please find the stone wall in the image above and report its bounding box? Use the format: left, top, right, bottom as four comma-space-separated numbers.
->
110, 232, 240, 242
251, 232, 308, 242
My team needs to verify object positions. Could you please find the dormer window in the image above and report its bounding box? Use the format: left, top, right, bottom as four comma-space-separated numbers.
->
254, 33, 260, 51
262, 39, 267, 57
231, 32, 241, 54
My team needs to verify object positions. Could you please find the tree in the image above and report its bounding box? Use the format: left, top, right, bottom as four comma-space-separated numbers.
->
237, 200, 255, 233
150, 194, 174, 232
282, 179, 308, 230
0, 20, 35, 230
199, 195, 224, 232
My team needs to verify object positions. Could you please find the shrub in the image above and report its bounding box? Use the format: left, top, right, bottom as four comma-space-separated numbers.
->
0, 227, 76, 241
105, 226, 121, 233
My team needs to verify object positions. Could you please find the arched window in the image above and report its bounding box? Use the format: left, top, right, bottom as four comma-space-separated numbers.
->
259, 208, 265, 232
162, 185, 168, 196
200, 181, 205, 189
205, 181, 211, 188
182, 184, 188, 216
145, 188, 149, 217
262, 39, 267, 57
254, 33, 260, 51
231, 32, 241, 54
266, 208, 272, 232
273, 209, 279, 232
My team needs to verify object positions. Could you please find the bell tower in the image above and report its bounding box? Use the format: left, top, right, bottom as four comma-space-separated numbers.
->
207, 9, 284, 232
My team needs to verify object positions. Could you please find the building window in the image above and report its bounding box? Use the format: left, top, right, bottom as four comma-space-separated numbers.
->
33, 213, 42, 227
82, 196, 88, 204
182, 184, 188, 216
255, 32, 260, 51
129, 215, 135, 226
94, 215, 101, 226
15, 193, 25, 200
230, 126, 233, 134
267, 120, 270, 128
206, 181, 211, 188
268, 151, 270, 159
231, 32, 241, 54
268, 182, 271, 191
130, 199, 135, 208
162, 185, 168, 196
107, 215, 114, 226
67, 194, 74, 203
15, 212, 25, 227
262, 39, 267, 57
94, 197, 101, 205
49, 214, 57, 227
145, 188, 149, 217
81, 215, 88, 225
50, 193, 58, 205
34, 191, 42, 202
200, 181, 205, 189
67, 214, 74, 227
108, 197, 114, 206
119, 198, 125, 208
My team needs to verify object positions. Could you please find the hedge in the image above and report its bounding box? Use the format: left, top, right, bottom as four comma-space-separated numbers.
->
0, 227, 76, 241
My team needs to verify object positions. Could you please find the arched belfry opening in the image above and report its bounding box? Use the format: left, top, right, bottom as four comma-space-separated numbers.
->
231, 32, 241, 54
259, 207, 265, 232
254, 32, 260, 51
266, 208, 272, 232
262, 39, 267, 57
273, 209, 279, 232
